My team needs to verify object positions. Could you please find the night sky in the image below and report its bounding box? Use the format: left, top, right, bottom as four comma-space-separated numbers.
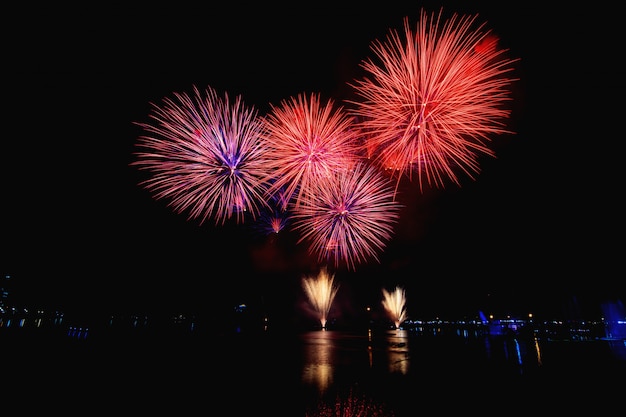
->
3, 2, 622, 323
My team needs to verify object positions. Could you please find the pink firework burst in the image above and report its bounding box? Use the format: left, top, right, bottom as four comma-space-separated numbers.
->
133, 85, 272, 225
261, 92, 362, 211
291, 161, 402, 271
349, 9, 519, 191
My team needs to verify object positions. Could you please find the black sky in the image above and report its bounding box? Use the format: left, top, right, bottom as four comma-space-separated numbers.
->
3, 2, 623, 322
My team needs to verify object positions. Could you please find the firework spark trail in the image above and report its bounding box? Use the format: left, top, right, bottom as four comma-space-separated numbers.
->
261, 92, 362, 211
133, 85, 273, 225
382, 286, 408, 329
349, 8, 518, 192
302, 266, 340, 329
292, 162, 402, 271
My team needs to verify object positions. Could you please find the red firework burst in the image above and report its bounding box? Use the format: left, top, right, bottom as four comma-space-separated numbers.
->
132, 85, 272, 225
291, 161, 402, 271
349, 9, 519, 191
261, 92, 362, 211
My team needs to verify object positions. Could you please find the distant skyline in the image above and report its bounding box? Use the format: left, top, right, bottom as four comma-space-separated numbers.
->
3, 3, 622, 322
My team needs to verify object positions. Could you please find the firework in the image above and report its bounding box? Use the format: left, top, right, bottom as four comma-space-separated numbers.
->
291, 162, 402, 271
382, 286, 407, 329
133, 85, 272, 225
257, 206, 290, 236
252, 187, 291, 237
302, 266, 340, 329
306, 387, 395, 416
349, 9, 518, 191
261, 92, 361, 211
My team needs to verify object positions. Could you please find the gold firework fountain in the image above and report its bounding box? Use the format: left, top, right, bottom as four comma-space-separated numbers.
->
302, 266, 339, 329
382, 286, 408, 329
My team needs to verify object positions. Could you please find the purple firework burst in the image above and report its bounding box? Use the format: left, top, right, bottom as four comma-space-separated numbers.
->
291, 161, 402, 271
133, 85, 273, 225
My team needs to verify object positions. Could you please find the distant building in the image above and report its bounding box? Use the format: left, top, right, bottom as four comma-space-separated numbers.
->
0, 274, 13, 312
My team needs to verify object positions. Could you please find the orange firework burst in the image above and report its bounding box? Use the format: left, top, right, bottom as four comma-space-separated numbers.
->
349, 8, 519, 192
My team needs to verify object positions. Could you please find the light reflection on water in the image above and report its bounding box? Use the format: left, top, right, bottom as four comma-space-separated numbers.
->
384, 329, 410, 375
296, 328, 626, 404
298, 328, 551, 394
300, 329, 413, 394
301, 330, 335, 392
3, 327, 625, 416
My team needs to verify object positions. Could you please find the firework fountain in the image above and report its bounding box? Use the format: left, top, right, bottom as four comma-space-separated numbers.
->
382, 286, 408, 329
302, 266, 340, 329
